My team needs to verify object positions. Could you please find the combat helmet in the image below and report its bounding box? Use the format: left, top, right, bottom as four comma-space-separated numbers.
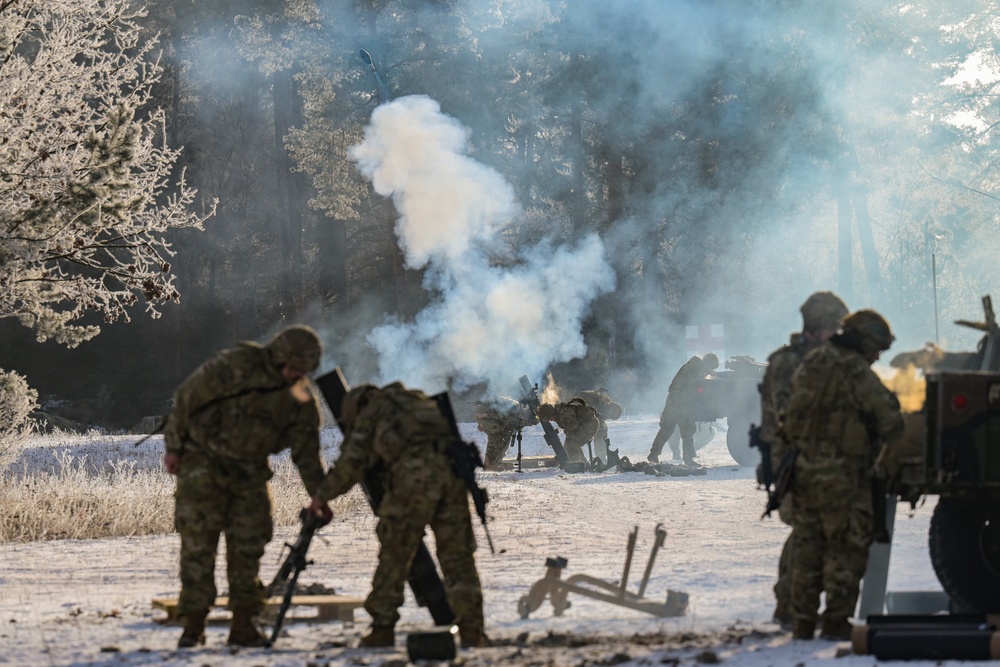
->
702, 352, 720, 370
840, 309, 894, 356
267, 325, 323, 373
800, 291, 849, 332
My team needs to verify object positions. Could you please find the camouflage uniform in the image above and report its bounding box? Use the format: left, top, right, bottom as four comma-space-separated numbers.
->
781, 311, 903, 640
536, 398, 600, 463
315, 383, 485, 643
576, 388, 624, 456
475, 396, 537, 469
648, 354, 718, 464
761, 291, 848, 627
164, 326, 325, 645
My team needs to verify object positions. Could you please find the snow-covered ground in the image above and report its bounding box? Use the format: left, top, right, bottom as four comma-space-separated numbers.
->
0, 418, 957, 666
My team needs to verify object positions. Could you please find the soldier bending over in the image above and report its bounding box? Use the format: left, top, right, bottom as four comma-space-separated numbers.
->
308, 382, 488, 649
647, 353, 719, 466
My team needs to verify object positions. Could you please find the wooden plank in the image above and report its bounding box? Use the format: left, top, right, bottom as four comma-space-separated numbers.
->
151, 595, 364, 625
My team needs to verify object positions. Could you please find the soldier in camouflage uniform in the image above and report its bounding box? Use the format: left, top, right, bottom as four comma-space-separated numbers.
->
536, 398, 600, 463
576, 388, 624, 456
760, 291, 848, 629
781, 310, 903, 640
308, 382, 487, 649
475, 396, 538, 470
647, 353, 719, 466
163, 325, 330, 648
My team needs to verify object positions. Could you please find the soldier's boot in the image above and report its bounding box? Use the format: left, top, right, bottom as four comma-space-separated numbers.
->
227, 607, 269, 647
177, 609, 208, 648
792, 619, 816, 640
459, 626, 490, 648
819, 619, 853, 641
646, 452, 659, 464
359, 625, 395, 648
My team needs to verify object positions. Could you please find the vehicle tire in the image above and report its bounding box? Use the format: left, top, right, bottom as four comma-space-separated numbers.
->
928, 497, 1000, 613
726, 417, 756, 466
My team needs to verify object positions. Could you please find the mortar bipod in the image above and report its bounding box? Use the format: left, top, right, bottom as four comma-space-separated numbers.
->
516, 523, 688, 619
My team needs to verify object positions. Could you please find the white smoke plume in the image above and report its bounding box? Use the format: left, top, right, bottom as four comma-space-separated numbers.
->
350, 95, 616, 394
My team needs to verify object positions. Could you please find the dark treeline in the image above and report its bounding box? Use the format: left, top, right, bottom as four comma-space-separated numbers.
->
5, 0, 999, 427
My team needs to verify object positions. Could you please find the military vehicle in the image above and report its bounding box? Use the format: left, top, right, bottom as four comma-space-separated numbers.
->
688, 355, 767, 466
887, 295, 1000, 612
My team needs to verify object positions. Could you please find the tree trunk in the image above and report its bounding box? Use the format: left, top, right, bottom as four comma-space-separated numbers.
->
272, 68, 304, 313
318, 219, 349, 308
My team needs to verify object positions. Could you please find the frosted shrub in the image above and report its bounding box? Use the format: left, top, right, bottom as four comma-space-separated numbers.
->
0, 433, 366, 543
0, 369, 38, 466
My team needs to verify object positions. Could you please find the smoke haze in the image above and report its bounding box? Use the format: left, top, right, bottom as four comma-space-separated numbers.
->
351, 95, 616, 394
258, 1, 1000, 409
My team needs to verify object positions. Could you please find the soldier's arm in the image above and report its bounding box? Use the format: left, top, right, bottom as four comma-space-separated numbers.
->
315, 416, 378, 502
287, 398, 325, 497
858, 369, 905, 444
561, 407, 581, 433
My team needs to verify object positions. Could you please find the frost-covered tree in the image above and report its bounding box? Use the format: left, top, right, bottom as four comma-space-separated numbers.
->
0, 368, 37, 465
0, 0, 214, 347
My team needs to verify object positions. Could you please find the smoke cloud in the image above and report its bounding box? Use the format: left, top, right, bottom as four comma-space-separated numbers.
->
351, 95, 615, 394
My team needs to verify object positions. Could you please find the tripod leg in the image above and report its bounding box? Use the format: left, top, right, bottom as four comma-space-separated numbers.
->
516, 429, 523, 472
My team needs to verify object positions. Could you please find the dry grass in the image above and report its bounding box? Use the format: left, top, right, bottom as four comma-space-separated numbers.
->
0, 431, 368, 543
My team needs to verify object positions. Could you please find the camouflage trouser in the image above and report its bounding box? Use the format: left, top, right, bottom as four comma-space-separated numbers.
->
174, 453, 273, 618
774, 532, 793, 612
562, 416, 600, 463
773, 494, 795, 611
790, 470, 872, 628
649, 406, 695, 460
483, 430, 514, 469
368, 451, 484, 630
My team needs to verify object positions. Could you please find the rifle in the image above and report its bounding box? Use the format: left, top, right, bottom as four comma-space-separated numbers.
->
749, 424, 796, 519
132, 413, 167, 448
517, 375, 570, 468
314, 368, 456, 626
266, 508, 321, 645
763, 449, 796, 520
749, 424, 773, 488
432, 392, 496, 554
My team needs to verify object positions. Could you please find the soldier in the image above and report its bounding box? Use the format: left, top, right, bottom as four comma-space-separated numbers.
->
474, 396, 538, 470
536, 398, 601, 464
163, 325, 331, 648
760, 291, 848, 629
307, 382, 487, 649
781, 310, 904, 640
576, 387, 624, 456
646, 353, 719, 466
